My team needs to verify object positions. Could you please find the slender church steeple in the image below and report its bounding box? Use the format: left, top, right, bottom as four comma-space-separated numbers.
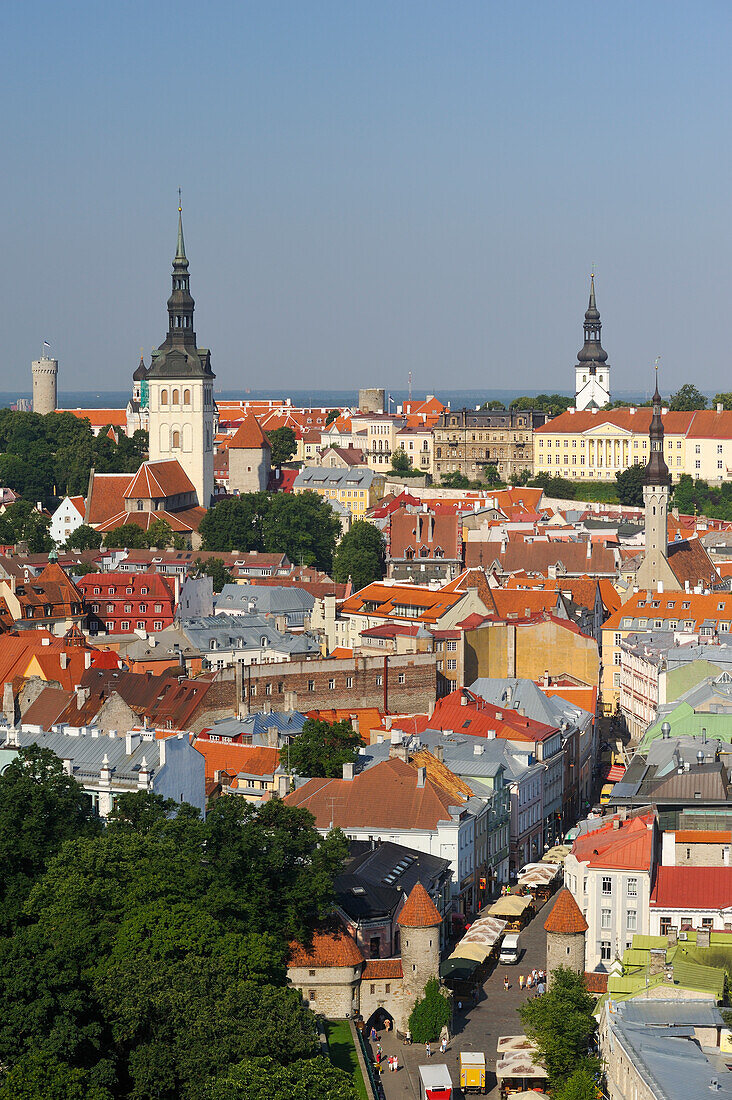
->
636, 360, 678, 592
165, 195, 197, 350
574, 274, 611, 410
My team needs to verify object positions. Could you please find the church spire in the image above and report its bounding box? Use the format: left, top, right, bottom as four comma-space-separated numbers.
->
175, 190, 186, 264
645, 359, 670, 486
577, 274, 607, 371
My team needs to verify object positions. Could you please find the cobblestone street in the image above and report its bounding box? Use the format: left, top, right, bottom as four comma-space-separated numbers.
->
364, 892, 558, 1099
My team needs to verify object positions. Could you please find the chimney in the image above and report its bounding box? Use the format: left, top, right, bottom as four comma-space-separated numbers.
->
62, 758, 73, 777
718, 403, 724, 414
416, 766, 426, 788
342, 761, 355, 780
76, 686, 90, 709
2, 682, 15, 726
473, 742, 484, 755
435, 745, 444, 763
84, 650, 92, 668
648, 947, 666, 975
125, 731, 141, 755
586, 539, 592, 559
543, 669, 550, 687
60, 652, 68, 669
277, 773, 290, 797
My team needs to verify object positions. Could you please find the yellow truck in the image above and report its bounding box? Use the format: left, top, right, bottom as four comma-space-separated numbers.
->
459, 1051, 486, 1093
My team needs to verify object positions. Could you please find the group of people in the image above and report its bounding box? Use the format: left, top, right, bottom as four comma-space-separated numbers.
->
518, 969, 546, 993
374, 1047, 399, 1073
424, 1037, 449, 1057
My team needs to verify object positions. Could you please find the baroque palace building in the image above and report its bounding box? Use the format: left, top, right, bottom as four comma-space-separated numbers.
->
433, 407, 549, 483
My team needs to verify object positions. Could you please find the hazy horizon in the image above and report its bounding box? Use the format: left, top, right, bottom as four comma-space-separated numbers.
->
3, 2, 730, 395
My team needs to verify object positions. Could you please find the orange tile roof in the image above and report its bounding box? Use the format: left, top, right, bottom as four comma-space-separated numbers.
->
283, 756, 465, 830
124, 460, 196, 500
85, 473, 133, 525
536, 407, 695, 436
340, 581, 466, 624
288, 928, 364, 968
544, 888, 587, 934
305, 707, 382, 743
397, 882, 442, 927
673, 830, 732, 844
225, 414, 271, 451
61, 408, 128, 427
191, 741, 279, 782
603, 589, 732, 632
571, 812, 655, 871
362, 958, 404, 979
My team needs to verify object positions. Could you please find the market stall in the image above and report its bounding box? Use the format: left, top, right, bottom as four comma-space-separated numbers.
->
486, 894, 534, 928
496, 1035, 548, 1097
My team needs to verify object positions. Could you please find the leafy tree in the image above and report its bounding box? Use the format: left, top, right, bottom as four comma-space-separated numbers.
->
0, 499, 54, 552
324, 409, 340, 426
407, 978, 451, 1043
268, 426, 297, 466
289, 718, 363, 778
669, 382, 707, 411
206, 1056, 358, 1100
0, 766, 347, 1099
332, 521, 385, 591
194, 556, 233, 593
199, 493, 269, 553
0, 745, 100, 932
262, 494, 341, 572
615, 463, 646, 507
510, 468, 531, 486
713, 393, 732, 410
71, 560, 101, 576
480, 400, 506, 410
144, 518, 183, 550
528, 473, 577, 499
553, 1066, 602, 1100
518, 967, 599, 1088
439, 471, 471, 489
65, 524, 103, 550
511, 393, 574, 418
390, 448, 413, 473
103, 523, 148, 548
483, 464, 502, 486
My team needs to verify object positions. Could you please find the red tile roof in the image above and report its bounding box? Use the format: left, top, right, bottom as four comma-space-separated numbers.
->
288, 929, 364, 968
124, 460, 196, 500
571, 812, 655, 871
584, 971, 608, 994
283, 757, 465, 831
673, 830, 732, 844
362, 958, 404, 979
397, 882, 442, 927
650, 866, 732, 910
85, 473, 136, 525
544, 888, 588, 934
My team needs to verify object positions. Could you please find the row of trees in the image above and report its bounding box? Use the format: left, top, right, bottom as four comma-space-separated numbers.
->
0, 746, 354, 1100
0, 409, 147, 506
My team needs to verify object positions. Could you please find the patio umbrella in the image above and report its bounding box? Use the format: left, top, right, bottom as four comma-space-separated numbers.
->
440, 957, 478, 980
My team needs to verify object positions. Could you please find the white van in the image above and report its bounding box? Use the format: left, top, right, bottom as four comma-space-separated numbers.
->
499, 932, 521, 964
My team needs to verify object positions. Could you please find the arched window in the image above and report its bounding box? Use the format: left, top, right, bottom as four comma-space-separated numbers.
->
172, 389, 179, 404
160, 389, 168, 405
172, 430, 181, 449
183, 388, 191, 405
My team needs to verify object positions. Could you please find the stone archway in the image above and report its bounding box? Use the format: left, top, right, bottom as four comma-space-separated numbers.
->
365, 1006, 394, 1035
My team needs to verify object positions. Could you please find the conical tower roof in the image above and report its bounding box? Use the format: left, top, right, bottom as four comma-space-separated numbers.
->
397, 882, 442, 927
544, 887, 588, 934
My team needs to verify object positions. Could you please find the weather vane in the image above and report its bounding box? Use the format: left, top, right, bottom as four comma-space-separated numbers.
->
178, 186, 182, 213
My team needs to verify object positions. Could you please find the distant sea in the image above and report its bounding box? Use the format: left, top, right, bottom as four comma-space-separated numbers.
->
1, 387, 674, 410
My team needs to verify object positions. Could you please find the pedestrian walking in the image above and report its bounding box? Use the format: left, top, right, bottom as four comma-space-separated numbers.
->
526, 972, 532, 989
537, 980, 546, 995
370, 1026, 377, 1042
393, 1055, 399, 1072
532, 968, 538, 984
457, 1000, 462, 1012
518, 974, 525, 990
503, 974, 510, 991
440, 1037, 447, 1055
426, 1042, 431, 1058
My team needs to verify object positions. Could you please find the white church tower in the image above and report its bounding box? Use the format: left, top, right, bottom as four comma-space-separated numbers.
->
146, 203, 215, 508
574, 275, 611, 411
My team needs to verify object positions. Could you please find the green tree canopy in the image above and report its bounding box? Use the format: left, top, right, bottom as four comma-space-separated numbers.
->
480, 400, 506, 410
615, 463, 646, 507
511, 394, 574, 418
483, 464, 502, 486
407, 978, 451, 1043
0, 744, 100, 932
0, 772, 348, 1099
288, 718, 363, 779
65, 524, 103, 551
0, 500, 54, 552
553, 1066, 602, 1100
669, 382, 707, 411
390, 448, 412, 472
206, 1056, 358, 1100
528, 473, 577, 499
332, 521, 385, 591
268, 426, 298, 466
194, 556, 233, 593
713, 393, 732, 410
200, 493, 341, 572
103, 523, 148, 548
518, 967, 599, 1088
324, 409, 340, 425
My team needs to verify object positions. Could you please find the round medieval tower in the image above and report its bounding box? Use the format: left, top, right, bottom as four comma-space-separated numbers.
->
398, 882, 442, 999
544, 887, 588, 988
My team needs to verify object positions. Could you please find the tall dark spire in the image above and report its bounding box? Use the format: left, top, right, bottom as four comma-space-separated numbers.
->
165, 198, 196, 349
577, 274, 608, 374
645, 361, 671, 486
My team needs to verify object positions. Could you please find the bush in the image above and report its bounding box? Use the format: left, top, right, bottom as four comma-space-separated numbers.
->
407, 978, 451, 1043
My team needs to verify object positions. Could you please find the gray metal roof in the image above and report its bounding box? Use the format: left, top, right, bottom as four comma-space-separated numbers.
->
7, 727, 162, 784
214, 584, 314, 616
615, 999, 722, 1028
179, 613, 319, 657
469, 677, 591, 730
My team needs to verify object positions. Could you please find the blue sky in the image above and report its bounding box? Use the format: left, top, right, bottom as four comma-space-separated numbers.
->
2, 1, 730, 395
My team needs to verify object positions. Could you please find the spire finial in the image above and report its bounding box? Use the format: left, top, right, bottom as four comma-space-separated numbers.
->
175, 190, 186, 262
